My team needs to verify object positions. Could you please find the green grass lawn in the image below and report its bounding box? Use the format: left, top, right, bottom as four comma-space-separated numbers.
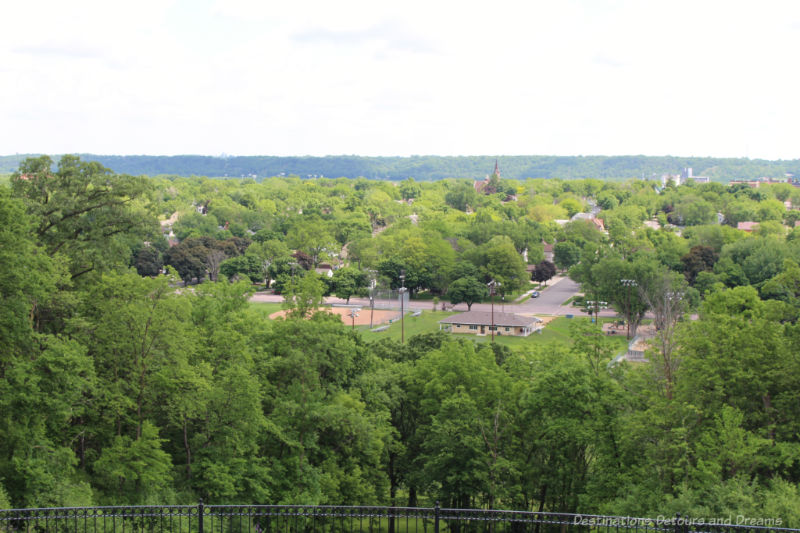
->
249, 302, 284, 317
250, 302, 630, 354
359, 311, 629, 352
357, 311, 459, 342
469, 317, 626, 350
561, 294, 585, 306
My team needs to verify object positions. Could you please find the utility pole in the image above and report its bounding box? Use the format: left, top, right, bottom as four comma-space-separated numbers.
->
621, 279, 637, 339
488, 280, 499, 343
399, 270, 407, 344
369, 277, 376, 329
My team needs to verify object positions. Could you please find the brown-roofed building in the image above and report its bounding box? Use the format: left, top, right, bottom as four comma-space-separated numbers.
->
737, 221, 759, 232
571, 212, 606, 232
439, 311, 542, 337
315, 263, 335, 278
592, 217, 605, 231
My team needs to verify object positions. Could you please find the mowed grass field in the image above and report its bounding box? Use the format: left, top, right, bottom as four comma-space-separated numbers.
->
252, 302, 630, 352
249, 302, 284, 317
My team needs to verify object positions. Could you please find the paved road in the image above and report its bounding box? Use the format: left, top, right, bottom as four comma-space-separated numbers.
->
516, 277, 580, 314
251, 276, 618, 318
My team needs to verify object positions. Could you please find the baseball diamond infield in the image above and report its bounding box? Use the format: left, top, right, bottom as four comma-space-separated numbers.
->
269, 306, 402, 326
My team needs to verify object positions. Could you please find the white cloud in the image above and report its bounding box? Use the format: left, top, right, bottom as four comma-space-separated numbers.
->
2, 0, 800, 159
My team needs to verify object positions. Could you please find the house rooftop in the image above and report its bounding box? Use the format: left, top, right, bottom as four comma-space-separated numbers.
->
439, 311, 542, 327
737, 221, 759, 232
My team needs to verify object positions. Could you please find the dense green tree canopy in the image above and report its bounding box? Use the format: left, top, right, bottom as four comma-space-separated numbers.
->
12, 155, 156, 282
2, 156, 800, 523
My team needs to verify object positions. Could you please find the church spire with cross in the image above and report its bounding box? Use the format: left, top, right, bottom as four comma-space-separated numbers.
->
493, 158, 500, 178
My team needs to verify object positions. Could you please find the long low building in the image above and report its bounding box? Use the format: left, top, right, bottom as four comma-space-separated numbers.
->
439, 311, 542, 337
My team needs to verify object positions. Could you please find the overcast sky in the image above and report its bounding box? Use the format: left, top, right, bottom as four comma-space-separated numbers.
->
3, 0, 800, 159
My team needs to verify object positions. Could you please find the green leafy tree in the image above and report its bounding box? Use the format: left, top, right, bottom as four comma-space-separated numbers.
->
558, 197, 583, 217
219, 254, 263, 281
446, 277, 488, 310
597, 190, 619, 210
73, 272, 196, 443
561, 219, 605, 248
761, 259, 800, 305
509, 344, 609, 512
399, 178, 421, 200
0, 190, 95, 507
180, 281, 269, 502
134, 246, 163, 277
681, 245, 718, 285
258, 314, 389, 503
477, 236, 529, 295
331, 266, 368, 303
12, 155, 156, 282
245, 239, 291, 287
93, 421, 173, 504
444, 181, 478, 211
755, 220, 786, 238
286, 217, 338, 267
164, 239, 209, 284
553, 241, 581, 270
0, 189, 62, 353
756, 198, 786, 222
646, 229, 689, 271
283, 271, 326, 318
408, 340, 513, 509
173, 210, 221, 240
673, 196, 716, 226
0, 336, 95, 507
591, 254, 660, 338
723, 199, 758, 226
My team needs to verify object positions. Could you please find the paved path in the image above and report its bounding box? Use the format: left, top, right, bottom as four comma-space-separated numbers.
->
251, 276, 617, 318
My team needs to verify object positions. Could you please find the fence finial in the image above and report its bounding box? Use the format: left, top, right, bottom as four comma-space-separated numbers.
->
198, 500, 205, 533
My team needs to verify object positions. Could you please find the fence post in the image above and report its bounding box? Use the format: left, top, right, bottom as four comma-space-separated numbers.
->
674, 513, 681, 533
435, 502, 440, 533
198, 500, 205, 533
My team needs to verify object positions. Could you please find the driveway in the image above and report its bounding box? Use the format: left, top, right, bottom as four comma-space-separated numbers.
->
511, 277, 616, 317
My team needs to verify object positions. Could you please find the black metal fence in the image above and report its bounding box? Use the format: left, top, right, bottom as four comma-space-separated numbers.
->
0, 504, 796, 533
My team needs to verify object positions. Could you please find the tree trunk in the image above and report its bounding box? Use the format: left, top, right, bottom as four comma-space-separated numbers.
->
388, 452, 397, 533
183, 416, 192, 479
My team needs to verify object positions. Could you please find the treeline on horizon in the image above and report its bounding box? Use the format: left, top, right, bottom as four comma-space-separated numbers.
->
2, 153, 800, 181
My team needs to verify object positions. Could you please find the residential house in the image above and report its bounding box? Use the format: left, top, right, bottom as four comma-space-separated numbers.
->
737, 221, 759, 232
571, 212, 606, 232
438, 311, 542, 337
315, 263, 335, 278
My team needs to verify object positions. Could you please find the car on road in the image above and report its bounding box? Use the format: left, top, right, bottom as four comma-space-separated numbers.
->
530, 291, 540, 298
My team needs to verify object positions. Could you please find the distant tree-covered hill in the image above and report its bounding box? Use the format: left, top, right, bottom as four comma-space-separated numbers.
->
3, 153, 800, 181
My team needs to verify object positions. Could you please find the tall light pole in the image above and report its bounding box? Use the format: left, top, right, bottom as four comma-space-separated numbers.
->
399, 270, 407, 344
349, 308, 360, 331
621, 279, 637, 339
369, 277, 376, 329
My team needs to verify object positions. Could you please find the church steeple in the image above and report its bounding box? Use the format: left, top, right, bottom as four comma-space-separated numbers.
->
493, 158, 500, 177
